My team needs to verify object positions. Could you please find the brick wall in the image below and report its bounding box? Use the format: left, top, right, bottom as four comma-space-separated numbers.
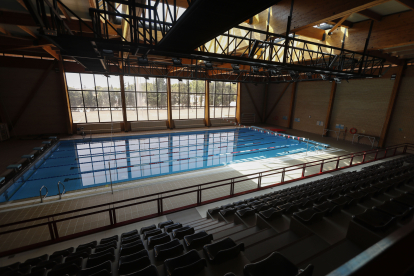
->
385, 66, 414, 146
0, 66, 68, 136
291, 81, 332, 134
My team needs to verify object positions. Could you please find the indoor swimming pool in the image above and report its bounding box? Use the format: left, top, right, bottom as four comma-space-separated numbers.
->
1, 128, 328, 202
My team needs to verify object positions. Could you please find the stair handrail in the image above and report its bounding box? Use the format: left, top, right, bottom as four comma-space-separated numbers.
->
39, 186, 48, 203
57, 181, 66, 200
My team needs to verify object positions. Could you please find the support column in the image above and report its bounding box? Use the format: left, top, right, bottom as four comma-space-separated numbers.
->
58, 56, 73, 134
205, 80, 210, 127
119, 75, 128, 131
236, 82, 241, 123
324, 81, 337, 136
287, 82, 297, 129
379, 62, 406, 148
167, 78, 173, 128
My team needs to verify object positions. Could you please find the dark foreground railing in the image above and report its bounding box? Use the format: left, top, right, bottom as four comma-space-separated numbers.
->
0, 143, 413, 257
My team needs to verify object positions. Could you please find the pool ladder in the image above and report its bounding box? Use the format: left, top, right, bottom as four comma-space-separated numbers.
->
39, 181, 66, 203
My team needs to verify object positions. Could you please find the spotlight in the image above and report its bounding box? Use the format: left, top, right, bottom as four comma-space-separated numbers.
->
178, 78, 183, 82
144, 76, 149, 80
138, 56, 149, 66
334, 77, 341, 83
252, 66, 260, 74
205, 61, 213, 69
231, 64, 240, 73
172, 58, 182, 66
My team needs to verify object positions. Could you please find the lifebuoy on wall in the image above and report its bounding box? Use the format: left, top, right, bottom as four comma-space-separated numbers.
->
350, 128, 357, 134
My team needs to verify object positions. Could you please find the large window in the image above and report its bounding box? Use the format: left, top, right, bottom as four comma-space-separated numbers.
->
171, 79, 205, 120
124, 76, 167, 121
66, 73, 122, 123
209, 81, 237, 118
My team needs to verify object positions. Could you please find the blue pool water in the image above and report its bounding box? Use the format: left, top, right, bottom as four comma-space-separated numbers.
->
1, 128, 327, 202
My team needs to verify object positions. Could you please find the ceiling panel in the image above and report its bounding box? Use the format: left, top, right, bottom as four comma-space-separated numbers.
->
368, 0, 410, 15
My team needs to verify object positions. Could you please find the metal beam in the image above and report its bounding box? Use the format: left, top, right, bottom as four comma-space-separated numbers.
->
167, 78, 173, 128
204, 80, 210, 127
264, 82, 291, 122
287, 82, 297, 128
324, 80, 337, 134
11, 61, 55, 128
379, 62, 406, 148
329, 15, 350, 35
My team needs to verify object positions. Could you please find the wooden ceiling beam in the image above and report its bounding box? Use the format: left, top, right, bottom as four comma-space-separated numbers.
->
368, 50, 404, 66
42, 45, 60, 60
356, 9, 382, 21
17, 25, 37, 38
329, 15, 351, 35
296, 27, 325, 40
328, 19, 353, 28
395, 0, 414, 10
57, 2, 72, 22
0, 26, 11, 36
15, 0, 27, 10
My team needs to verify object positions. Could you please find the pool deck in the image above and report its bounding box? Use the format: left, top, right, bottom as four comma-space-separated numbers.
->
0, 125, 379, 252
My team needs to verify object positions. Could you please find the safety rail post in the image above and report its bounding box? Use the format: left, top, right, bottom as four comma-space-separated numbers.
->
301, 164, 306, 178
383, 149, 387, 159
336, 157, 340, 169
230, 179, 235, 196
350, 154, 354, 166
374, 150, 379, 160
52, 218, 59, 239
362, 152, 366, 163
157, 195, 163, 215
112, 208, 117, 224
320, 161, 324, 173
197, 186, 201, 205
258, 172, 262, 188
109, 208, 114, 225
281, 168, 285, 183
47, 218, 55, 240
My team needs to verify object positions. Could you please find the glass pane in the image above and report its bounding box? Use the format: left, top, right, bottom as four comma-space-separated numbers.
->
110, 92, 122, 107
172, 106, 179, 120
209, 82, 215, 93
157, 78, 167, 92
188, 107, 197, 119
196, 80, 205, 94
229, 107, 236, 117
215, 81, 223, 93
108, 75, 120, 91
148, 109, 158, 120
171, 93, 179, 106
171, 79, 180, 92
136, 77, 146, 92
147, 93, 157, 108
209, 94, 214, 106
124, 76, 135, 91
158, 93, 167, 106
180, 79, 188, 92
127, 108, 137, 121
147, 77, 157, 92
209, 107, 214, 118
158, 107, 167, 120
71, 108, 85, 123
180, 93, 188, 107
215, 94, 223, 106
125, 92, 136, 107
189, 94, 197, 107
189, 80, 196, 93
197, 108, 204, 119
99, 109, 111, 122
95, 74, 108, 91
138, 107, 148, 120
229, 94, 237, 104
180, 108, 188, 119
111, 109, 123, 121
223, 95, 230, 106
136, 92, 147, 106
86, 108, 99, 122
223, 82, 231, 94
97, 92, 110, 107
197, 95, 205, 107
66, 73, 81, 90
69, 91, 83, 107
214, 107, 222, 118
80, 74, 95, 90
83, 91, 97, 107
222, 107, 229, 118
230, 83, 237, 94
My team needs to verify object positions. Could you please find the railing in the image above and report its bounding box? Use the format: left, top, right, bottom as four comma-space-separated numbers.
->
0, 143, 413, 257
57, 181, 65, 200
39, 185, 48, 203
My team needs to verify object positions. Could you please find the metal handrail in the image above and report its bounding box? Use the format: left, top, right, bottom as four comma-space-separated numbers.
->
39, 186, 48, 203
57, 181, 66, 200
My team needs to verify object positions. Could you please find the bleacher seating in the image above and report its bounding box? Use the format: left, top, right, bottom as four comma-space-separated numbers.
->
1, 155, 414, 276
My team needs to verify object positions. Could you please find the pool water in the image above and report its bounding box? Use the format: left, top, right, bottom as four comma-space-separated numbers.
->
1, 128, 325, 202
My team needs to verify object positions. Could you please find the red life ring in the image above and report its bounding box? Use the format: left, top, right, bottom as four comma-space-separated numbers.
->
350, 128, 357, 134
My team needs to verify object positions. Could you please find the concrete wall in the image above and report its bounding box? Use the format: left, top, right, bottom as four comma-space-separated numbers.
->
0, 64, 68, 136
291, 81, 332, 135
329, 78, 394, 143
385, 66, 414, 146
265, 83, 294, 128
